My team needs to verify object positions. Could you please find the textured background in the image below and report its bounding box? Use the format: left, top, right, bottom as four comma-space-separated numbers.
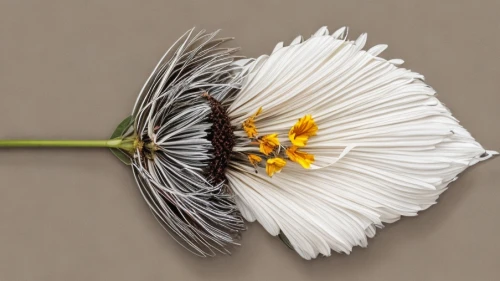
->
0, 1, 499, 280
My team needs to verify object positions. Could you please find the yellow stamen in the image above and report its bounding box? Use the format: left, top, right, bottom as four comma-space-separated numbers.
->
248, 154, 262, 166
259, 134, 280, 155
286, 146, 315, 169
288, 114, 318, 147
266, 157, 286, 177
243, 107, 263, 138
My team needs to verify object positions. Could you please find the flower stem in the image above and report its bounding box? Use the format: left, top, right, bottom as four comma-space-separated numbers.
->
0, 139, 132, 150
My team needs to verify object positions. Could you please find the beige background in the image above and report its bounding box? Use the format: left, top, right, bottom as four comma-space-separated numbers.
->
0, 0, 499, 280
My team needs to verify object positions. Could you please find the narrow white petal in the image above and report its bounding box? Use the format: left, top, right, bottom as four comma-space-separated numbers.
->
313, 26, 329, 37
389, 58, 405, 65
290, 35, 303, 45
272, 42, 284, 54
367, 44, 388, 56
331, 26, 348, 40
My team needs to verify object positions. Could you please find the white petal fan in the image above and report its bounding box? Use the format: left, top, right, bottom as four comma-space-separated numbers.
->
227, 26, 497, 260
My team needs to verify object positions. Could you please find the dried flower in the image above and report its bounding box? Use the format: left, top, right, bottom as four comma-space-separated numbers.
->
248, 154, 262, 165
286, 146, 315, 169
259, 134, 280, 155
289, 114, 318, 147
243, 107, 262, 138
266, 157, 287, 177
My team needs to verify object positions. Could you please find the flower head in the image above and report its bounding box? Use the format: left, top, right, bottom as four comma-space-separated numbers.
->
127, 26, 497, 260
288, 114, 318, 147
286, 146, 315, 169
129, 28, 246, 257
266, 157, 286, 177
259, 134, 280, 155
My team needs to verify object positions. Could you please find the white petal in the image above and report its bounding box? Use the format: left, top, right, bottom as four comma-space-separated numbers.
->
272, 42, 284, 54
389, 58, 405, 65
331, 26, 348, 40
367, 44, 388, 56
290, 35, 303, 45
354, 33, 367, 49
313, 26, 329, 37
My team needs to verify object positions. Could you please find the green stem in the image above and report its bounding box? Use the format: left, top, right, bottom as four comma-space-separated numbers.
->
0, 139, 132, 150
